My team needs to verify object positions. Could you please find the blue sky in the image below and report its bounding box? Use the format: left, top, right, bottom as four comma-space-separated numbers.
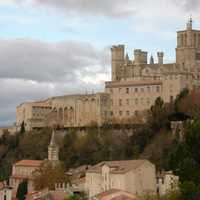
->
0, 0, 199, 126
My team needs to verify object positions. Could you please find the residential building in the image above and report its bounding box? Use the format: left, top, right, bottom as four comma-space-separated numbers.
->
157, 171, 179, 196
85, 160, 157, 199
0, 181, 12, 200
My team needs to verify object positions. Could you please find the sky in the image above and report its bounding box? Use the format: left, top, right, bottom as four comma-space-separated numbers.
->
0, 0, 200, 126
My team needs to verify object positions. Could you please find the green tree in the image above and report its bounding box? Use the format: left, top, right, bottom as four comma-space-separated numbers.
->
20, 121, 25, 135
148, 97, 170, 131
16, 180, 28, 200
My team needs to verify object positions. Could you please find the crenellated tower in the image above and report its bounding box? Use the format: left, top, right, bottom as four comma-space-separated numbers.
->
111, 45, 125, 81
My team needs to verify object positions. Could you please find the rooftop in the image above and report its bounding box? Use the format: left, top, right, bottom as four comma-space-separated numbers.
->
14, 160, 43, 167
94, 189, 137, 200
87, 159, 153, 174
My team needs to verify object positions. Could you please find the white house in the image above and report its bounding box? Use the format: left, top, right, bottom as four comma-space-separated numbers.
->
0, 181, 12, 200
157, 171, 179, 196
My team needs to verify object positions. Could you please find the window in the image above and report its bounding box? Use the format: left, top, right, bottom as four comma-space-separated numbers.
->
135, 110, 138, 116
170, 96, 174, 102
110, 88, 113, 94
126, 111, 130, 116
141, 88, 144, 92
126, 88, 129, 94
110, 111, 113, 116
134, 88, 138, 93
119, 99, 122, 106
147, 98, 150, 105
119, 111, 123, 116
110, 99, 113, 106
156, 86, 160, 92
147, 86, 150, 92
126, 99, 129, 105
119, 88, 121, 93
135, 98, 138, 105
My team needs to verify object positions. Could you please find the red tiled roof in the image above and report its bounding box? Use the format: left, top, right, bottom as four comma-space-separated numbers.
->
87, 160, 153, 174
14, 160, 43, 167
10, 175, 33, 180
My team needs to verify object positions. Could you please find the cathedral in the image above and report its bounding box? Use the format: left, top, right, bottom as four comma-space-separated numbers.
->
16, 18, 200, 131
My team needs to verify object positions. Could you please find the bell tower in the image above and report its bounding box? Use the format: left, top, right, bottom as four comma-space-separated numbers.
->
176, 17, 200, 67
48, 129, 59, 162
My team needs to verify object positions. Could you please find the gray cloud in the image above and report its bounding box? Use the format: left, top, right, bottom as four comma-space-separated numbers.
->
0, 38, 109, 126
13, 0, 136, 18
175, 0, 200, 11
0, 38, 109, 82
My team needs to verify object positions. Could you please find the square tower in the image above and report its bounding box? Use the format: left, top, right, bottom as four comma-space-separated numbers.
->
176, 18, 200, 67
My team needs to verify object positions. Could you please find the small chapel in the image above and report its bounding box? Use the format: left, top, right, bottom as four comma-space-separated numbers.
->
9, 130, 59, 197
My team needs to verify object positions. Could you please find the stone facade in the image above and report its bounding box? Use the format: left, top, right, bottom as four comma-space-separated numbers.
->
16, 19, 200, 130
85, 160, 157, 199
9, 160, 43, 197
16, 93, 110, 131
0, 181, 12, 200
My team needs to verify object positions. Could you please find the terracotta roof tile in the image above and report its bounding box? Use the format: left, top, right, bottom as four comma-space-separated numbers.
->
87, 160, 153, 174
14, 160, 43, 167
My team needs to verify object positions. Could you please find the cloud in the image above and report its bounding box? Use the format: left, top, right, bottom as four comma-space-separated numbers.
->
8, 0, 137, 18
0, 38, 109, 82
175, 0, 200, 12
0, 38, 110, 126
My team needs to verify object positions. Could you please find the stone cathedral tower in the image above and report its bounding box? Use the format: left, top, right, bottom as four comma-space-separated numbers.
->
48, 129, 59, 162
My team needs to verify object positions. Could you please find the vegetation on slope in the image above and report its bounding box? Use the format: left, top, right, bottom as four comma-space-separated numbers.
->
1, 88, 200, 199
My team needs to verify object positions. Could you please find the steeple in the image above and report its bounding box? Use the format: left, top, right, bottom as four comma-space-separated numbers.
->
48, 129, 59, 162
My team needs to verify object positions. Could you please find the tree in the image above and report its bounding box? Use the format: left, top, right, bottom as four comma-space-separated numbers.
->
20, 121, 25, 135
169, 118, 200, 198
33, 161, 69, 190
16, 180, 28, 200
148, 97, 170, 131
67, 192, 87, 200
178, 90, 200, 117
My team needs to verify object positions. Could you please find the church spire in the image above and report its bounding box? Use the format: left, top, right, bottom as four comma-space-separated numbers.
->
48, 129, 59, 162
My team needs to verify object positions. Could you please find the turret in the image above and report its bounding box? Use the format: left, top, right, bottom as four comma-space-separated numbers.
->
111, 45, 125, 81
157, 52, 164, 65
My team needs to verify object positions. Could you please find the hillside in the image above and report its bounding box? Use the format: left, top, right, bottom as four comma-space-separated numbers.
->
1, 89, 200, 199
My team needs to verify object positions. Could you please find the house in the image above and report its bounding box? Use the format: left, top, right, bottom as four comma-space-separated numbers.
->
0, 181, 12, 200
157, 171, 179, 196
85, 160, 157, 199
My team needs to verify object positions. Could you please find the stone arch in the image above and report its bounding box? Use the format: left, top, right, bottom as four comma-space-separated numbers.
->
64, 107, 68, 122
58, 107, 63, 121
